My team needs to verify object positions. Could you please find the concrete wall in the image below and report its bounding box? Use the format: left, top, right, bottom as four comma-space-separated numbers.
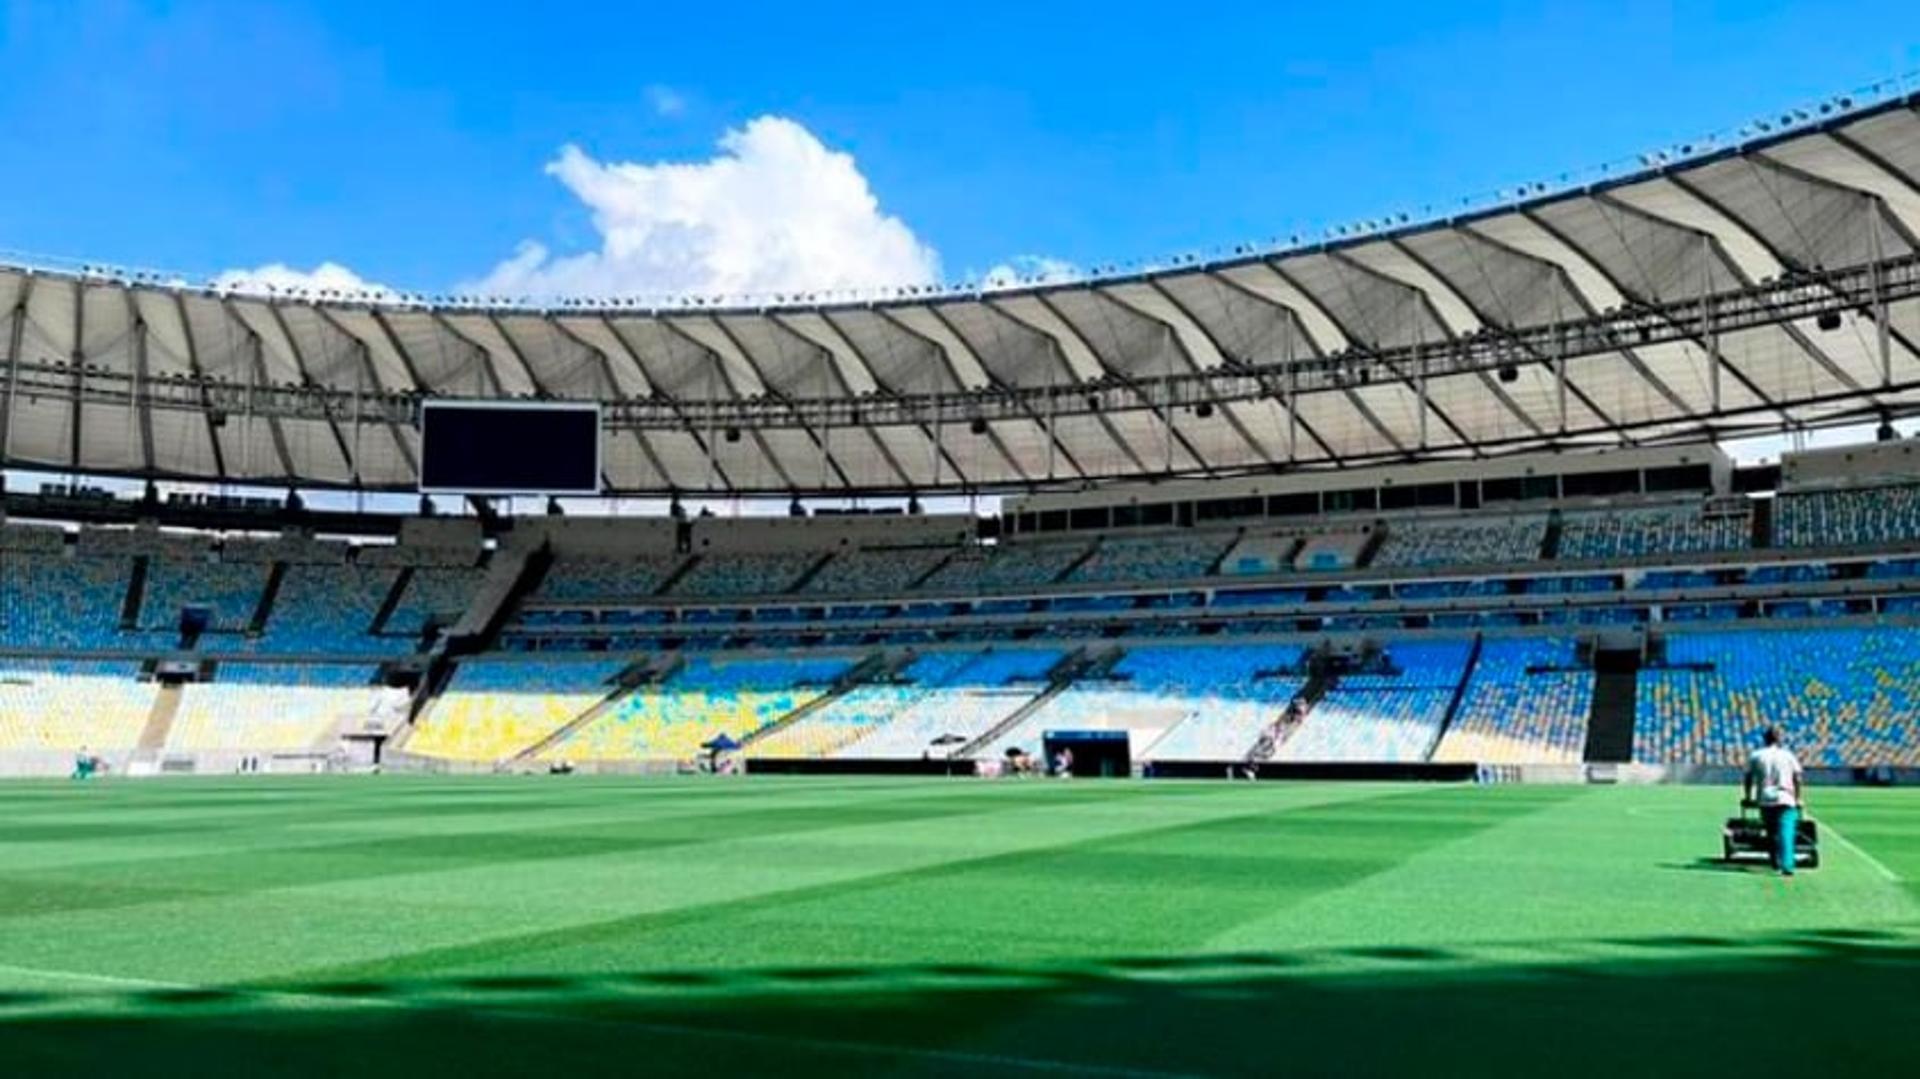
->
397, 515, 485, 553
1009, 444, 1733, 516
505, 516, 679, 558
1782, 437, 1920, 489
686, 514, 974, 554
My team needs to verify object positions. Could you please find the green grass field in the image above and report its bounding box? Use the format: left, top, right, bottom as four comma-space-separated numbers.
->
0, 776, 1915, 1077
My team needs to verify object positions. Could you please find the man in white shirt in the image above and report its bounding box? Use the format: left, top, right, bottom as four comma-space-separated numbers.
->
1744, 727, 1806, 876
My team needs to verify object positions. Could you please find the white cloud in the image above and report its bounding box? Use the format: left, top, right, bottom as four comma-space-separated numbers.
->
644, 84, 687, 117
465, 116, 941, 301
211, 260, 395, 299
980, 254, 1080, 291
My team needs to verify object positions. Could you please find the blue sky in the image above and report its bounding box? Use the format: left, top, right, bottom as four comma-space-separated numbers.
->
0, 1, 1917, 299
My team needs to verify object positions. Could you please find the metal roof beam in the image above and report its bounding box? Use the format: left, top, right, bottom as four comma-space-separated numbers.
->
1828, 122, 1920, 208
478, 313, 546, 393
708, 315, 852, 492
1322, 250, 1484, 450
975, 296, 1153, 477
1251, 261, 1416, 456
1387, 236, 1625, 438
1032, 290, 1214, 476
751, 312, 916, 490
170, 292, 229, 482
1519, 207, 1759, 419
428, 313, 507, 396
221, 303, 298, 481
782, 310, 966, 490
123, 291, 155, 475
547, 316, 678, 490
874, 306, 1040, 485
1616, 182, 1874, 407
1096, 283, 1280, 469
655, 317, 786, 492
1150, 274, 1344, 466
315, 307, 420, 479
69, 281, 83, 472
266, 303, 362, 484
1678, 158, 1920, 377
0, 276, 33, 469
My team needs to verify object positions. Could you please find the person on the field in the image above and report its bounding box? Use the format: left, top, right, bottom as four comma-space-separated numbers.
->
1744, 726, 1805, 876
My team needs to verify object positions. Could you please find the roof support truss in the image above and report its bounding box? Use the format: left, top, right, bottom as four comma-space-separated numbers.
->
0, 277, 31, 468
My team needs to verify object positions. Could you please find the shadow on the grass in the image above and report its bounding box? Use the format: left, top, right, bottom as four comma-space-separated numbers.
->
1656, 857, 1782, 876
1, 926, 1916, 1078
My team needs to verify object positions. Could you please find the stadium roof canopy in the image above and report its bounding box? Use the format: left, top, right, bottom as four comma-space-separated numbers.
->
6, 94, 1920, 497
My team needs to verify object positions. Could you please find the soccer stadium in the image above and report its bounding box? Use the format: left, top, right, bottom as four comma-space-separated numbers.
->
6, 14, 1920, 1074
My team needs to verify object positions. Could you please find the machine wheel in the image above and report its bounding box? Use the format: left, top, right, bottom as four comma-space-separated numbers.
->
1722, 836, 1736, 863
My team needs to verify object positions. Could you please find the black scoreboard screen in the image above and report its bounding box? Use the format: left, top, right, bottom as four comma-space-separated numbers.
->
419, 401, 601, 495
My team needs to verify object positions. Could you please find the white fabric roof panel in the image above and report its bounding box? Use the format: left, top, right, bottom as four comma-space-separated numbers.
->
75, 400, 142, 474
600, 429, 667, 491
642, 428, 719, 491
1278, 252, 1449, 352
609, 318, 733, 401
5, 396, 71, 470
496, 315, 607, 399
664, 317, 769, 399
437, 314, 537, 396
378, 310, 486, 393
148, 403, 219, 479
878, 306, 993, 389
22, 276, 77, 367
211, 413, 289, 482
323, 308, 423, 392
552, 316, 654, 398
7, 98, 1920, 493
935, 298, 1076, 386
130, 291, 195, 378
705, 426, 791, 490
714, 313, 839, 397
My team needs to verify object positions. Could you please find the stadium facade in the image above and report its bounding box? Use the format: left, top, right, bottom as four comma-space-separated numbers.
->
4, 93, 1920, 782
